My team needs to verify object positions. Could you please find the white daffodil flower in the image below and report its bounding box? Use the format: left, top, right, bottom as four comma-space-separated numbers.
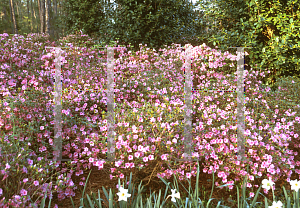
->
269, 200, 283, 208
290, 179, 300, 192
116, 186, 131, 202
262, 177, 275, 191
167, 189, 180, 203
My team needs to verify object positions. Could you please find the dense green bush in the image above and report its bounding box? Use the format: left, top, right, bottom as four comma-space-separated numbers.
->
192, 0, 300, 92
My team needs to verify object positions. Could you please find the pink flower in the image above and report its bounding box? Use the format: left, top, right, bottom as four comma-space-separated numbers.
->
222, 177, 227, 183
8, 79, 16, 87
57, 193, 65, 200
218, 171, 225, 178
143, 157, 148, 162
132, 125, 138, 133
186, 173, 191, 179
148, 155, 154, 160
120, 173, 124, 178
150, 117, 156, 122
161, 154, 168, 161
27, 159, 33, 166
22, 166, 28, 173
134, 152, 140, 158
138, 145, 143, 151
23, 178, 28, 183
34, 181, 39, 186
21, 79, 27, 85
20, 189, 27, 196
128, 155, 133, 160
5, 124, 12, 130
14, 195, 21, 200
40, 126, 44, 130
42, 146, 47, 151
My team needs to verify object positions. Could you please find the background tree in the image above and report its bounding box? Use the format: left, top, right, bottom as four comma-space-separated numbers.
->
38, 0, 42, 33
193, 0, 300, 92
95, 0, 203, 52
45, 0, 50, 35
62, 0, 108, 39
26, 0, 29, 30
9, 0, 18, 34
38, 0, 45, 33
52, 0, 57, 38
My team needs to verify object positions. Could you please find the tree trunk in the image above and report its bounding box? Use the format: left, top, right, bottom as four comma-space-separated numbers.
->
15, 0, 19, 17
38, 0, 44, 33
42, 0, 45, 33
33, 0, 39, 33
53, 0, 57, 39
9, 0, 18, 34
30, 0, 34, 32
58, 0, 64, 36
38, 0, 41, 33
27, 0, 30, 32
15, 0, 22, 29
45, 0, 50, 36
53, 0, 57, 15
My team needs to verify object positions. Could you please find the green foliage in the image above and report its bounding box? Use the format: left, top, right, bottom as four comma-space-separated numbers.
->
110, 0, 204, 52
62, 0, 205, 53
193, 0, 300, 92
62, 0, 108, 38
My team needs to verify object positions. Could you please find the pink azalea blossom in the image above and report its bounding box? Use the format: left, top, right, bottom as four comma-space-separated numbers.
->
20, 189, 27, 196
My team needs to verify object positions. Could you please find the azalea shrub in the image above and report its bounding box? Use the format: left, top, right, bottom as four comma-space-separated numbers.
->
0, 32, 300, 207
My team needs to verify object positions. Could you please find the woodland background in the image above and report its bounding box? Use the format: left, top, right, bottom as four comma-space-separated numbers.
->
0, 0, 299, 91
